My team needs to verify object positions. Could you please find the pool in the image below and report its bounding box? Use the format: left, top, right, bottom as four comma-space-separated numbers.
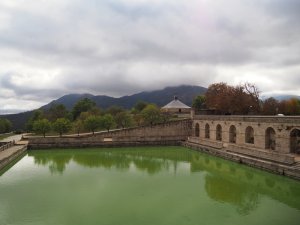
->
1, 146, 300, 225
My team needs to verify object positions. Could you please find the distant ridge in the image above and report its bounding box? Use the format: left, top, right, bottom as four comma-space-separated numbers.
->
42, 85, 207, 110
1, 85, 207, 130
261, 94, 300, 101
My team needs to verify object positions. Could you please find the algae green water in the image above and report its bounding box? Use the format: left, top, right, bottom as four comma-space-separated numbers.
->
0, 146, 300, 225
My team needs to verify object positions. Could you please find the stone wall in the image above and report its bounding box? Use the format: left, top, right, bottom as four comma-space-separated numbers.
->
190, 115, 300, 164
27, 119, 192, 149
183, 142, 300, 180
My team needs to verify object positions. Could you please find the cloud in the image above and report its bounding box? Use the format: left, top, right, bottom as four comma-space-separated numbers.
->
0, 0, 299, 114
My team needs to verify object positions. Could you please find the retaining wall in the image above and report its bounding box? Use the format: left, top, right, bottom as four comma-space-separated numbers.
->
183, 141, 300, 180
27, 119, 192, 149
0, 145, 27, 171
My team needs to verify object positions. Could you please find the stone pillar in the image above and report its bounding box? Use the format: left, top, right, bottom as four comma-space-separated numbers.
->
236, 123, 244, 145
223, 123, 229, 144
255, 125, 265, 149
278, 130, 291, 154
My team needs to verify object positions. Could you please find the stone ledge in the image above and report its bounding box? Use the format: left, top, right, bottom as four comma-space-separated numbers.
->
226, 143, 295, 165
183, 141, 300, 181
0, 145, 27, 171
28, 140, 182, 150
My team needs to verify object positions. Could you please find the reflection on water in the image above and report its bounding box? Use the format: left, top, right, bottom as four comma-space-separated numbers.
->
30, 148, 192, 175
28, 147, 300, 214
205, 174, 260, 215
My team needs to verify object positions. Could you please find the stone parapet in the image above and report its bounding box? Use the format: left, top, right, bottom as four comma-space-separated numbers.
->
193, 115, 300, 124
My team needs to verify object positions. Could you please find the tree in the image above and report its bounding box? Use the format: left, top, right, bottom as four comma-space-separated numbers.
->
84, 115, 101, 134
106, 106, 125, 117
47, 104, 69, 121
73, 120, 84, 136
31, 109, 44, 121
133, 113, 144, 126
33, 119, 51, 137
288, 98, 300, 115
72, 98, 96, 120
26, 109, 44, 131
205, 82, 261, 115
262, 98, 279, 115
0, 118, 12, 133
205, 82, 233, 114
99, 114, 116, 132
133, 101, 148, 113
243, 83, 260, 113
78, 107, 101, 125
141, 104, 162, 126
115, 111, 134, 128
192, 95, 206, 111
88, 107, 102, 116
53, 118, 72, 137
279, 98, 300, 115
5, 119, 12, 133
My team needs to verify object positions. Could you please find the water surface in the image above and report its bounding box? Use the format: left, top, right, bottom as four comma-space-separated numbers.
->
0, 146, 300, 225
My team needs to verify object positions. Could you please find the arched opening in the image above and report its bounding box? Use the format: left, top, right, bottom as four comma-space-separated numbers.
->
265, 127, 276, 150
195, 123, 200, 137
216, 124, 222, 141
205, 124, 210, 139
179, 109, 182, 113
229, 125, 237, 143
245, 126, 254, 144
290, 129, 300, 154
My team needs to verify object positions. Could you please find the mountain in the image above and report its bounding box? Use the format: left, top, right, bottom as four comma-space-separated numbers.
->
1, 111, 33, 131
261, 94, 300, 101
42, 85, 206, 110
273, 95, 300, 101
1, 85, 207, 130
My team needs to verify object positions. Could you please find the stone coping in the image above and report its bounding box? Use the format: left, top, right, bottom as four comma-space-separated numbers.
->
193, 115, 300, 123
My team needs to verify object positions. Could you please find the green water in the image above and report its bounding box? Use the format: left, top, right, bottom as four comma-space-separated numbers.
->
0, 147, 300, 225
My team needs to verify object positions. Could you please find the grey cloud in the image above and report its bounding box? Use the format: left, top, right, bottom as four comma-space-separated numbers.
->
0, 73, 66, 100
262, 0, 300, 21
0, 0, 300, 114
0, 0, 253, 65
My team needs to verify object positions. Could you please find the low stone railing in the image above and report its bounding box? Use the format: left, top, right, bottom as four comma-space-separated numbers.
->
0, 141, 14, 152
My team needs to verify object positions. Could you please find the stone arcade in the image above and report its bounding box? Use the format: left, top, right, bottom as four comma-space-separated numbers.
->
189, 114, 300, 159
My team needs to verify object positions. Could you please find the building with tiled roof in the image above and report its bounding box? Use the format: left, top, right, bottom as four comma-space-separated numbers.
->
161, 96, 191, 114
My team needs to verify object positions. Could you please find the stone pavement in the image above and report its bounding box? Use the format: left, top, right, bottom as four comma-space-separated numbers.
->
0, 145, 26, 162
0, 135, 28, 171
1, 134, 22, 143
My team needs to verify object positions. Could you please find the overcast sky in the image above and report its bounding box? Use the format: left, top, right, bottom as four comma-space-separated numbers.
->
0, 0, 300, 114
